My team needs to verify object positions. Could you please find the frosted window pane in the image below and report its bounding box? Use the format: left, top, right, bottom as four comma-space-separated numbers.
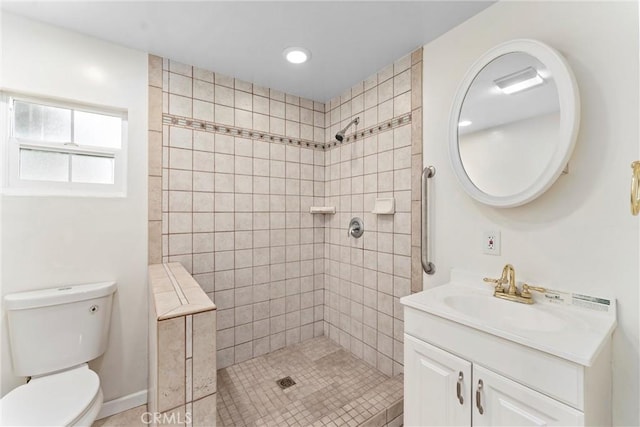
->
20, 149, 69, 182
74, 111, 122, 149
14, 101, 71, 142
71, 155, 114, 184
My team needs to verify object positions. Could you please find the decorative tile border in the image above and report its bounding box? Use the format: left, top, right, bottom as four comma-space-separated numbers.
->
162, 112, 411, 151
162, 113, 324, 150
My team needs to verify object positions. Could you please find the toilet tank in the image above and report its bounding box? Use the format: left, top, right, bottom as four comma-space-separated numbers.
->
4, 281, 117, 377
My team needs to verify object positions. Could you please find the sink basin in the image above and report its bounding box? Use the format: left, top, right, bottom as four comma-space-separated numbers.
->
443, 294, 569, 332
400, 269, 617, 366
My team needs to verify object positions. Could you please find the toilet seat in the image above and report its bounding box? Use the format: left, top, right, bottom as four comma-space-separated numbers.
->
1, 364, 101, 426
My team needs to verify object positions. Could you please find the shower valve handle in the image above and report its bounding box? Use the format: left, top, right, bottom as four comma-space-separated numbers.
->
348, 217, 364, 238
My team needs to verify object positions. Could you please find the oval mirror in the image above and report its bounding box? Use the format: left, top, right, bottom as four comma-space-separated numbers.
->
449, 39, 580, 207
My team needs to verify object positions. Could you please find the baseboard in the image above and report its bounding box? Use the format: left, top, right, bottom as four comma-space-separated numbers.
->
96, 389, 148, 420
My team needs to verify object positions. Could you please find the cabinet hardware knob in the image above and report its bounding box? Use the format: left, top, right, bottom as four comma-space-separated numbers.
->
476, 379, 484, 415
456, 371, 464, 405
631, 161, 640, 216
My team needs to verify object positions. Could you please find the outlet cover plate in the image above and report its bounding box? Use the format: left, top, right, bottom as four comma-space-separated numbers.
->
483, 231, 501, 255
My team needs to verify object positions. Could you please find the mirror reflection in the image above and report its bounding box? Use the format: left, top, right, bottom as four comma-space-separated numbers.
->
458, 52, 560, 197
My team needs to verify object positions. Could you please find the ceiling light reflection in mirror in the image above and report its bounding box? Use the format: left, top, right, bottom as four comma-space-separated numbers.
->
494, 66, 544, 94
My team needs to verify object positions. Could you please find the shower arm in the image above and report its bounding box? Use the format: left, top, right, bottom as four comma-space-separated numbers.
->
335, 117, 361, 142
343, 117, 359, 130
339, 117, 360, 135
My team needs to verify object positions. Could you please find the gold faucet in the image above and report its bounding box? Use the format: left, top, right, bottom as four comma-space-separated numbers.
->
483, 264, 546, 304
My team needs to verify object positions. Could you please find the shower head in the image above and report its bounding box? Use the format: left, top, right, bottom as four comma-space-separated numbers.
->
335, 117, 360, 142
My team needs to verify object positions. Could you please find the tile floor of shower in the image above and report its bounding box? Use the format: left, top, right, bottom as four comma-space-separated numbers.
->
95, 337, 403, 427
217, 337, 403, 427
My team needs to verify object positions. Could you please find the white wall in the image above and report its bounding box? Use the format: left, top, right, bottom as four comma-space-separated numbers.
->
0, 12, 148, 405
423, 2, 638, 425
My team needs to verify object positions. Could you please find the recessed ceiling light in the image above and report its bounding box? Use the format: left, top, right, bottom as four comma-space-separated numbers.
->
458, 120, 472, 127
494, 66, 544, 95
283, 47, 311, 64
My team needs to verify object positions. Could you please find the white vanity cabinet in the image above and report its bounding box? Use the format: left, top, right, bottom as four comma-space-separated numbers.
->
404, 334, 471, 426
401, 273, 616, 427
405, 334, 584, 426
472, 365, 583, 426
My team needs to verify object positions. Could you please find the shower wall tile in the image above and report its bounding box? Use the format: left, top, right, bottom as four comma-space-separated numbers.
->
323, 48, 423, 375
410, 52, 424, 294
192, 310, 217, 400
155, 57, 326, 370
149, 55, 164, 265
156, 316, 186, 413
149, 49, 422, 381
192, 393, 217, 426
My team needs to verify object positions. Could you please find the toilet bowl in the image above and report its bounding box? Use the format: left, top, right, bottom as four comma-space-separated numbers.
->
2, 281, 116, 427
1, 364, 103, 427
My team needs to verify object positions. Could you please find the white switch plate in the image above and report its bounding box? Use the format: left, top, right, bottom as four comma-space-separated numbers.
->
483, 231, 501, 255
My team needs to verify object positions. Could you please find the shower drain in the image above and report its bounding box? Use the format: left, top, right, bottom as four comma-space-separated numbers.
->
276, 376, 296, 389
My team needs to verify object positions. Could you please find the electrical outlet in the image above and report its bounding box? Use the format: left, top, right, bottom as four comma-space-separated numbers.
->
483, 231, 501, 255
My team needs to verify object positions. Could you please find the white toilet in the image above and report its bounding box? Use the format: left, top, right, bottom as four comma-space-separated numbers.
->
1, 281, 117, 426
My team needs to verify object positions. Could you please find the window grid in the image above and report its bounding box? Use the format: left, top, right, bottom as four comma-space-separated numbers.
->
2, 92, 128, 196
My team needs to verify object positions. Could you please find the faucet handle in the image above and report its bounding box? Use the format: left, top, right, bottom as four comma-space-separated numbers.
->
521, 283, 547, 299
483, 277, 505, 293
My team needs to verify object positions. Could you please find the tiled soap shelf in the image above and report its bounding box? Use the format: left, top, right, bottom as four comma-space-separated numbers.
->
309, 206, 336, 214
372, 197, 395, 215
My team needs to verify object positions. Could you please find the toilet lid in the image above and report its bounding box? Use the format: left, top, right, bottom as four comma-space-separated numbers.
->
1, 365, 100, 426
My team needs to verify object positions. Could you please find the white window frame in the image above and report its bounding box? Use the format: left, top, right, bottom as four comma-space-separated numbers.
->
1, 92, 128, 197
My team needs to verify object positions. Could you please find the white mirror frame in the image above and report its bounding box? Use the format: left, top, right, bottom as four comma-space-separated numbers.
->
449, 39, 580, 208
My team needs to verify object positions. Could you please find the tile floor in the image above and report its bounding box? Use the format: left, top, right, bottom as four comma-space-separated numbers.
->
217, 337, 403, 426
94, 337, 403, 427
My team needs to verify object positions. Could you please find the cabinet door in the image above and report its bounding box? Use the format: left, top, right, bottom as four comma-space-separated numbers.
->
404, 334, 472, 426
473, 365, 584, 426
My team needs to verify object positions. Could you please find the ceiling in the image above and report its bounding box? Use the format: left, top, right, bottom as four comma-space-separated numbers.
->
459, 52, 560, 135
1, 1, 493, 102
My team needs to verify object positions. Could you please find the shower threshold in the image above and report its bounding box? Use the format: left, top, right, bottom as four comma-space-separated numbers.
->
216, 337, 403, 426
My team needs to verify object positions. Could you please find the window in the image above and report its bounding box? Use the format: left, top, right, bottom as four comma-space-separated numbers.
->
2, 93, 127, 196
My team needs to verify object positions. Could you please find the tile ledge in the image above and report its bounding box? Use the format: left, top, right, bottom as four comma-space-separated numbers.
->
157, 304, 216, 321
149, 263, 216, 320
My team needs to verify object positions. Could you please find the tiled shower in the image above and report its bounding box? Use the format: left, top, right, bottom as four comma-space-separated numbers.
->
148, 48, 423, 375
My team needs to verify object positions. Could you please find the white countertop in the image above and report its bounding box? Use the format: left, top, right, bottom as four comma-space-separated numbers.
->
401, 270, 616, 366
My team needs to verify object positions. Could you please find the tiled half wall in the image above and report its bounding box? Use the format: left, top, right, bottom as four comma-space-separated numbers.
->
148, 48, 423, 373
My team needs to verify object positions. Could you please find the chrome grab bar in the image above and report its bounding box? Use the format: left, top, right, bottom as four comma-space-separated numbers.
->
422, 166, 436, 275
